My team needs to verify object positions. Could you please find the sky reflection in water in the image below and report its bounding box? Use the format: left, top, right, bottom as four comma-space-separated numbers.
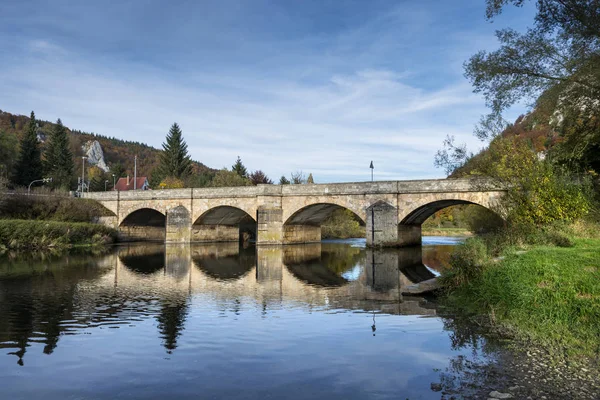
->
0, 237, 491, 400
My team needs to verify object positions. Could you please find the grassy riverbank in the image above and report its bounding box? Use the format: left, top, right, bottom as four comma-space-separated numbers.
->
0, 220, 117, 250
422, 227, 473, 237
442, 228, 600, 357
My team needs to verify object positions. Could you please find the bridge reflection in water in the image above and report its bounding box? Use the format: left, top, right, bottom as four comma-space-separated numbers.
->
113, 242, 438, 316
0, 242, 446, 365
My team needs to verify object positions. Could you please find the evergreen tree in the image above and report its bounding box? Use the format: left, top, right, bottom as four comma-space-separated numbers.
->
110, 162, 126, 178
232, 156, 248, 177
159, 123, 192, 179
12, 111, 43, 187
306, 173, 314, 184
44, 119, 74, 190
279, 175, 290, 185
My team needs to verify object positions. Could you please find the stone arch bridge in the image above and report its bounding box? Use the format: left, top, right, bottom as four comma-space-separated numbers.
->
83, 179, 504, 247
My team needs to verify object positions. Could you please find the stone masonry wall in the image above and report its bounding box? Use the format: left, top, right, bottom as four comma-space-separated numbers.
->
283, 225, 321, 244
192, 225, 239, 242
119, 226, 165, 242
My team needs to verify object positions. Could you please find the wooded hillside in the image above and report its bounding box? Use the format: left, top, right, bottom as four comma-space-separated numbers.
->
0, 110, 214, 180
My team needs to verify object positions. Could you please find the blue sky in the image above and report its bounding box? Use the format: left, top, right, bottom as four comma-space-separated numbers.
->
0, 0, 535, 182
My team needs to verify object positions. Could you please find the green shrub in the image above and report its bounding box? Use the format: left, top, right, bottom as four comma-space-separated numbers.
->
440, 237, 490, 289
0, 192, 114, 222
0, 220, 117, 250
321, 209, 365, 239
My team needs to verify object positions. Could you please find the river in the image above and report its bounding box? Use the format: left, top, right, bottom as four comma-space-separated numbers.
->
1, 237, 591, 399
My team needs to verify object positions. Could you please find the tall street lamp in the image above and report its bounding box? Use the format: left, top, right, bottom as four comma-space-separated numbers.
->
104, 180, 109, 191
112, 174, 116, 191
369, 161, 374, 182
81, 156, 88, 193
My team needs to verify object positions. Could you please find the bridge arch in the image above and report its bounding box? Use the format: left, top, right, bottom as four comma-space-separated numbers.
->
192, 206, 256, 243
119, 208, 166, 241
398, 192, 502, 224
283, 203, 365, 244
394, 192, 503, 246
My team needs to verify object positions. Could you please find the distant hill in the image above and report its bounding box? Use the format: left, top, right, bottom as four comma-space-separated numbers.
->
0, 109, 214, 180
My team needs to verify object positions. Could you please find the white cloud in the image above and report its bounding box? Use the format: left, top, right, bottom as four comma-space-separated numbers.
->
0, 1, 532, 183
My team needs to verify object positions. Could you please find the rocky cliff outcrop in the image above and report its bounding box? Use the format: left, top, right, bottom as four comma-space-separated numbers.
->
82, 140, 110, 172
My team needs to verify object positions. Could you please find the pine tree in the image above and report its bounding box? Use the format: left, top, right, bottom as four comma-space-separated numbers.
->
279, 175, 290, 185
232, 156, 248, 177
306, 173, 314, 184
159, 123, 192, 179
44, 119, 74, 190
12, 111, 43, 187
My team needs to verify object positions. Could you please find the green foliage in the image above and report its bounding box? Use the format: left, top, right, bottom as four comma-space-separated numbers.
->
466, 1, 600, 117
439, 237, 489, 289
475, 136, 592, 227
549, 104, 600, 172
0, 129, 19, 182
423, 204, 504, 234
44, 119, 74, 190
0, 111, 215, 186
159, 123, 192, 180
211, 168, 252, 187
321, 209, 365, 239
110, 162, 126, 178
12, 111, 43, 187
231, 156, 248, 178
184, 171, 215, 188
463, 205, 504, 233
0, 192, 114, 222
444, 237, 600, 356
0, 220, 117, 250
279, 175, 290, 185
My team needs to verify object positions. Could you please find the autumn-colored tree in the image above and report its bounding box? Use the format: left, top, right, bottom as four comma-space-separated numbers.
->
249, 170, 273, 185
87, 166, 106, 192
475, 136, 591, 226
159, 176, 185, 189
306, 173, 314, 184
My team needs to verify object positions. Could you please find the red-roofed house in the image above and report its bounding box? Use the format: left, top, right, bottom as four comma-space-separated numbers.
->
114, 176, 150, 191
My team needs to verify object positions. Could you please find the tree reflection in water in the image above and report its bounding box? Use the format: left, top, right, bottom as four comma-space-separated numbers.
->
0, 241, 449, 363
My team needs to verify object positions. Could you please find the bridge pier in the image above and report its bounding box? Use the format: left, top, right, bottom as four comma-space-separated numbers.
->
256, 207, 284, 245
166, 206, 191, 243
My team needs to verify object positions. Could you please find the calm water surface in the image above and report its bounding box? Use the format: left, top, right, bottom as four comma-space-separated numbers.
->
0, 237, 494, 400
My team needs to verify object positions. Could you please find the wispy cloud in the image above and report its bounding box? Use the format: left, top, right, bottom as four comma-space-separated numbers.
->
0, 0, 533, 182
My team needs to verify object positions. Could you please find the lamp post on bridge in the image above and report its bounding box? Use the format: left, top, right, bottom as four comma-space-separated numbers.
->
105, 180, 109, 191
369, 161, 374, 182
112, 174, 116, 191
